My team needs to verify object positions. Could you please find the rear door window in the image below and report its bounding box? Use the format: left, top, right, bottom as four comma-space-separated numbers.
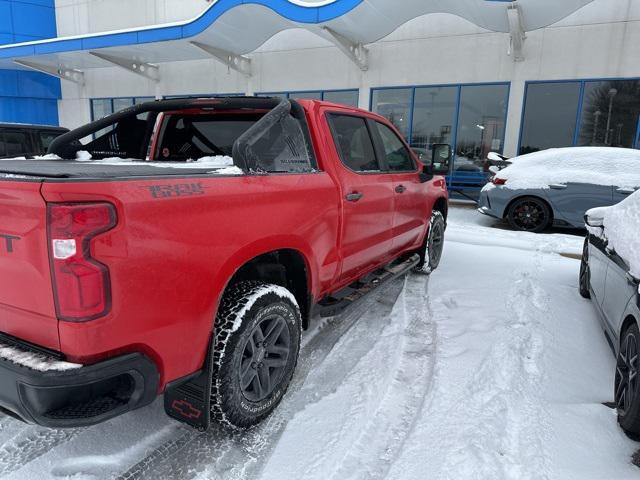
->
374, 122, 416, 172
328, 114, 381, 173
38, 131, 62, 154
157, 114, 260, 160
1, 131, 30, 157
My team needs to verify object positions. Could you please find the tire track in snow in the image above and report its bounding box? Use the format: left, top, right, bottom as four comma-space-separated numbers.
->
0, 427, 80, 477
436, 249, 552, 480
114, 280, 406, 480
321, 273, 436, 480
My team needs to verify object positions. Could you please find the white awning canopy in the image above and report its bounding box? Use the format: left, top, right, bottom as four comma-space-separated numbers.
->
0, 0, 593, 79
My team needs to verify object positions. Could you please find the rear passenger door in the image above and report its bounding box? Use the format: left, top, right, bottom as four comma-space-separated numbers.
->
327, 113, 395, 282
371, 121, 428, 255
544, 183, 613, 228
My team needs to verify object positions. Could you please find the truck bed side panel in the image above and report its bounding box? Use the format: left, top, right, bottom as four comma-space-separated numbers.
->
41, 173, 340, 386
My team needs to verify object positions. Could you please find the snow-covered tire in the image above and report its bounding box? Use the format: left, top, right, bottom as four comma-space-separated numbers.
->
579, 238, 591, 299
413, 210, 446, 274
615, 322, 640, 438
210, 281, 301, 429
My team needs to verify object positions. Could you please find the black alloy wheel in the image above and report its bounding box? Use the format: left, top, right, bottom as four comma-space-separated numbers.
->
579, 238, 591, 299
616, 323, 640, 437
616, 331, 638, 416
507, 197, 551, 233
428, 215, 445, 269
240, 314, 291, 402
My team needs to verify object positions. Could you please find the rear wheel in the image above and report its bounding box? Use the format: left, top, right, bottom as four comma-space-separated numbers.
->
414, 210, 445, 274
210, 281, 301, 429
616, 323, 640, 437
506, 196, 551, 233
579, 238, 591, 299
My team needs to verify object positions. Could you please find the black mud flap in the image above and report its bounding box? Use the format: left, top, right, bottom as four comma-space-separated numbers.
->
164, 337, 214, 431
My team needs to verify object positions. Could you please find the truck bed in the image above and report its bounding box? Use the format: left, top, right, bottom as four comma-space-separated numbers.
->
0, 160, 228, 180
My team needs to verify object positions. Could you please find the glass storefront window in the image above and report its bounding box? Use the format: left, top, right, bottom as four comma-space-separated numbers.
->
578, 80, 640, 148
290, 91, 323, 100
323, 90, 359, 107
371, 88, 412, 139
455, 84, 509, 172
519, 82, 581, 155
411, 86, 457, 154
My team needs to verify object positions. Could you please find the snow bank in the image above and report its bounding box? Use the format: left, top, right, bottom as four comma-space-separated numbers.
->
588, 190, 640, 280
494, 147, 640, 190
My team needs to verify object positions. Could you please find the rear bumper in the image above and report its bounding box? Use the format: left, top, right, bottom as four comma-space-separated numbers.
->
0, 340, 159, 428
477, 191, 500, 219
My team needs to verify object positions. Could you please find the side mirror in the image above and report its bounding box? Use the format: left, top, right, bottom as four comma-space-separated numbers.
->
431, 143, 452, 175
419, 144, 452, 183
584, 213, 604, 228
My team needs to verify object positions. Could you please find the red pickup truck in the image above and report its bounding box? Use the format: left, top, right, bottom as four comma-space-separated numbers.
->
0, 97, 449, 430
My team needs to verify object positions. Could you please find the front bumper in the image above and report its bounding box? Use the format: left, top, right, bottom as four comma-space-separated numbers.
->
0, 337, 159, 428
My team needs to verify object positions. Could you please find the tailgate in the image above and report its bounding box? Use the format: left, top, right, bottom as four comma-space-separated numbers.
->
0, 179, 59, 350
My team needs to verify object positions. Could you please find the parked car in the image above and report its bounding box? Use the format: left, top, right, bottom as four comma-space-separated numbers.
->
580, 190, 640, 437
0, 123, 68, 158
478, 147, 640, 232
0, 97, 449, 430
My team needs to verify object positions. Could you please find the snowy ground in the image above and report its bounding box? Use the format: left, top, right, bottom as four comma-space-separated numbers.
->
1, 203, 638, 479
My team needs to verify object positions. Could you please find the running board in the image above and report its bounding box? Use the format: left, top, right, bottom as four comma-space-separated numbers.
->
315, 254, 420, 318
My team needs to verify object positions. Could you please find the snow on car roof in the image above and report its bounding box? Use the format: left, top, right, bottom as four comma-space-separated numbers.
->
495, 147, 640, 190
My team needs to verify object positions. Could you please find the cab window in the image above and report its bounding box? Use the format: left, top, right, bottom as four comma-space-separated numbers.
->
375, 122, 415, 172
328, 114, 380, 173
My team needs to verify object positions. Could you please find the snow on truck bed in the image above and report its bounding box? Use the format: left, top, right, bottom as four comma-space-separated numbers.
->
492, 147, 640, 190
0, 154, 244, 178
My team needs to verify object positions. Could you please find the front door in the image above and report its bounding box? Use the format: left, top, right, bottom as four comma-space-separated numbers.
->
326, 113, 395, 282
371, 121, 429, 254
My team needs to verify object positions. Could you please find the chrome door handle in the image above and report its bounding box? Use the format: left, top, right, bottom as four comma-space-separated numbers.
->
395, 185, 406, 194
345, 192, 364, 202
617, 187, 636, 195
549, 184, 567, 190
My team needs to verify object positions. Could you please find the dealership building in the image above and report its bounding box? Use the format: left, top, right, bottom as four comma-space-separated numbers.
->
1, 0, 640, 171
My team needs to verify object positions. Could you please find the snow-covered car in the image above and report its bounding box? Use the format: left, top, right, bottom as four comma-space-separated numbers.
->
478, 147, 640, 232
580, 190, 640, 437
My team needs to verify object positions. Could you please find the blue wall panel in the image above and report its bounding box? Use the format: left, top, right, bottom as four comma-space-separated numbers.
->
0, 0, 60, 126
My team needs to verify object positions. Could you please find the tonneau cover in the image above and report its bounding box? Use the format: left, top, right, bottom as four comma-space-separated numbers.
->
0, 160, 222, 179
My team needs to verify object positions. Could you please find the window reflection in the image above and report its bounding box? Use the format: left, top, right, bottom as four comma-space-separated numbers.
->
578, 80, 640, 148
411, 86, 456, 150
519, 82, 580, 155
455, 84, 509, 174
371, 88, 412, 139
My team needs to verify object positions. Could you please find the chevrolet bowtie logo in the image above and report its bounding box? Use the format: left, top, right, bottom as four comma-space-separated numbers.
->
0, 234, 20, 254
171, 399, 202, 420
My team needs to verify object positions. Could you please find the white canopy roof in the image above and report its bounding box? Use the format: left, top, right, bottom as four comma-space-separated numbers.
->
0, 0, 593, 76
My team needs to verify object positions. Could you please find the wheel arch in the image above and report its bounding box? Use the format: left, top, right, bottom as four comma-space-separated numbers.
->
220, 247, 313, 330
432, 197, 448, 222
620, 315, 638, 341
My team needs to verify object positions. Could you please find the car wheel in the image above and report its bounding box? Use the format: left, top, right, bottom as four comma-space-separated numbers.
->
210, 281, 301, 429
615, 322, 640, 437
579, 238, 591, 299
414, 210, 446, 274
506, 196, 551, 233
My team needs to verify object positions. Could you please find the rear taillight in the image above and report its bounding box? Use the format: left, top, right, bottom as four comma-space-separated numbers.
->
47, 203, 117, 322
492, 177, 507, 185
